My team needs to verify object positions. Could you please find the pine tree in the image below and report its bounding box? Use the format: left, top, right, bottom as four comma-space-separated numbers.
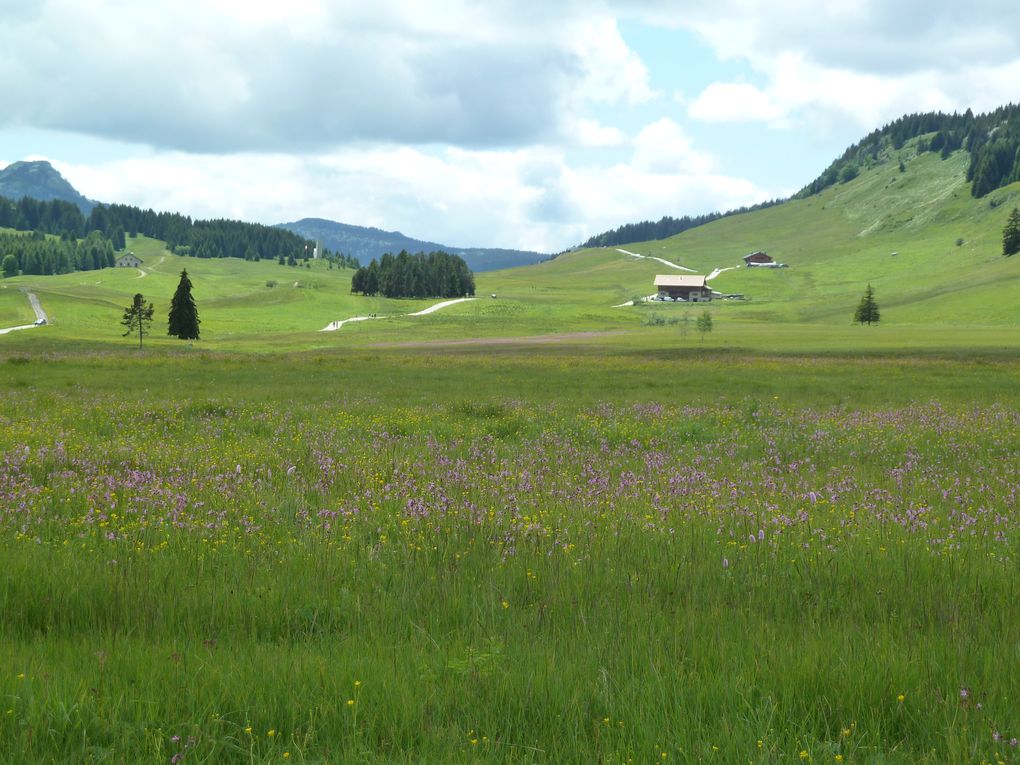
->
168, 269, 200, 339
854, 284, 880, 325
1003, 207, 1020, 257
121, 293, 154, 349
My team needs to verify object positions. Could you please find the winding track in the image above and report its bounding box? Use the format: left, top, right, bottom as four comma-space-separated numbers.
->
320, 297, 477, 332
0, 290, 48, 335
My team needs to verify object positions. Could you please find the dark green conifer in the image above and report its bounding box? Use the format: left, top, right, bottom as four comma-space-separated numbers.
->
1003, 207, 1020, 257
168, 269, 200, 340
854, 284, 880, 325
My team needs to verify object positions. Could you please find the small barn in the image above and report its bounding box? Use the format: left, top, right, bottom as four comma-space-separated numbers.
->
116, 253, 142, 268
743, 251, 774, 266
653, 275, 712, 302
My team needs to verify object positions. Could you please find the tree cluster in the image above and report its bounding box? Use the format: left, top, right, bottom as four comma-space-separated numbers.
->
580, 199, 784, 249
351, 250, 474, 298
0, 230, 114, 276
0, 196, 88, 240
797, 105, 1020, 200
324, 251, 360, 270
1003, 208, 1020, 257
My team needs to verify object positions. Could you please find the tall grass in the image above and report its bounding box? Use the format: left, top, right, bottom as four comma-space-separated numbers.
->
1, 350, 1019, 762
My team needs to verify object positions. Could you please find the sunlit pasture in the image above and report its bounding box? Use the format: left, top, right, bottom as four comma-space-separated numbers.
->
1, 348, 1019, 763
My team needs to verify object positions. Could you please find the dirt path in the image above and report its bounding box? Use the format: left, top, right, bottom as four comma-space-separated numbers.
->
707, 266, 739, 280
320, 297, 477, 332
0, 290, 47, 335
616, 248, 696, 272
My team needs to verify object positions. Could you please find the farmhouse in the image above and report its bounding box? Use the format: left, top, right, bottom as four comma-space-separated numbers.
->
654, 274, 712, 302
115, 253, 142, 268
743, 251, 774, 266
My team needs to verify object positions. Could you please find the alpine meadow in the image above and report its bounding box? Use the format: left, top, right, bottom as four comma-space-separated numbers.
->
3, 84, 1020, 765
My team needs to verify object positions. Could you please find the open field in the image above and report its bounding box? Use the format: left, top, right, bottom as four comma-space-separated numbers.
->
2, 137, 1020, 762
2, 347, 1020, 763
2, 145, 1019, 354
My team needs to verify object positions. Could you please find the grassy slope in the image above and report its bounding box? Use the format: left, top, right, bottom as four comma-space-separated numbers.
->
2, 140, 1018, 352
583, 146, 1020, 325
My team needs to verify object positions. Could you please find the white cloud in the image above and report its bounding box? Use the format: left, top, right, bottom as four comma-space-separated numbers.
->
633, 119, 716, 174
569, 17, 657, 106
629, 2, 1020, 135
568, 118, 627, 148
688, 83, 785, 124
0, 1, 661, 154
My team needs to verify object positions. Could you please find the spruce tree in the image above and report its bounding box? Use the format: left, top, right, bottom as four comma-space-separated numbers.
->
168, 269, 200, 339
1003, 207, 1020, 257
854, 284, 880, 325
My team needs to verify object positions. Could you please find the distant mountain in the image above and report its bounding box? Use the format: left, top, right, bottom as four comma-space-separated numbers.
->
278, 217, 549, 272
0, 160, 97, 214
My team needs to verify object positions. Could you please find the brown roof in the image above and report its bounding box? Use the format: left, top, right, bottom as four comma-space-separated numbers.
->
654, 275, 707, 288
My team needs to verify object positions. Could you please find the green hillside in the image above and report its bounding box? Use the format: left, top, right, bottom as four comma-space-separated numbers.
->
485, 138, 1020, 328
2, 136, 1019, 353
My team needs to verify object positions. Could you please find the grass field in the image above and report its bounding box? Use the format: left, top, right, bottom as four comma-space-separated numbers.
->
2, 140, 1019, 354
1, 345, 1020, 763
2, 138, 1020, 762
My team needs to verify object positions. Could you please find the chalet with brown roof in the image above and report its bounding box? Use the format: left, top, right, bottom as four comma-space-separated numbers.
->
743, 251, 774, 266
653, 274, 712, 302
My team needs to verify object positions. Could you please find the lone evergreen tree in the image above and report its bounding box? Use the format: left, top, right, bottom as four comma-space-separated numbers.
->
1003, 207, 1020, 257
121, 293, 154, 349
854, 284, 880, 325
168, 269, 200, 339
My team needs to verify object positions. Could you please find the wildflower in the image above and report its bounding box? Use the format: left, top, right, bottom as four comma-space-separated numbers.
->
993, 731, 1002, 742
835, 756, 844, 763
347, 699, 355, 706
897, 693, 905, 703
501, 600, 509, 609
284, 753, 290, 759
354, 680, 361, 687
268, 729, 276, 737
722, 557, 729, 569
799, 750, 810, 760
244, 726, 252, 735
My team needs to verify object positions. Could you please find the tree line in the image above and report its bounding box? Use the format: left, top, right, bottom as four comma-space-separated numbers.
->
1, 230, 114, 277
580, 199, 784, 249
351, 250, 474, 298
797, 105, 1020, 199
0, 195, 316, 263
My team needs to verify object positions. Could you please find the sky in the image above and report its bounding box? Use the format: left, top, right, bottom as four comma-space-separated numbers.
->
2, 1, 1019, 253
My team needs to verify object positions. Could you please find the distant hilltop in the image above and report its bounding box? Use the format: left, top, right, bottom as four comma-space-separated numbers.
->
278, 217, 550, 273
0, 160, 97, 214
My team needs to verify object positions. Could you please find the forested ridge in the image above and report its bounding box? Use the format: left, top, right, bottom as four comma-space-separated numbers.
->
798, 104, 1020, 198
1, 195, 315, 264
